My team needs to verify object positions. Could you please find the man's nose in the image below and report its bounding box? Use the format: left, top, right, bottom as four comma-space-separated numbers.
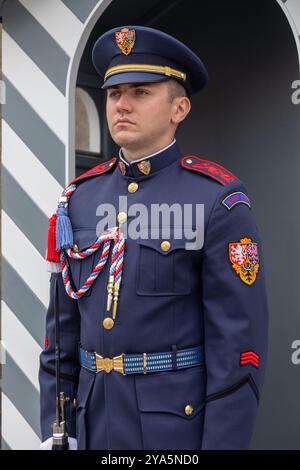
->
116, 93, 132, 113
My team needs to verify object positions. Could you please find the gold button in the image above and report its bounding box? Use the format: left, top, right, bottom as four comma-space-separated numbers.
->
117, 212, 127, 224
73, 243, 79, 253
186, 159, 193, 164
160, 240, 171, 252
128, 182, 139, 193
103, 317, 114, 330
185, 404, 194, 416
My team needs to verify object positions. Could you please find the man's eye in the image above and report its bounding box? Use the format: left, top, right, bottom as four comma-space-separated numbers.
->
109, 91, 120, 98
135, 89, 149, 95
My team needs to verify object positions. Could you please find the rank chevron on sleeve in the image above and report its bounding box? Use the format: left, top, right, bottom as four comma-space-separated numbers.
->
240, 351, 260, 369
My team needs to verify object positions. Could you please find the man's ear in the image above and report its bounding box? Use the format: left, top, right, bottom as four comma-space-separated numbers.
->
171, 97, 191, 125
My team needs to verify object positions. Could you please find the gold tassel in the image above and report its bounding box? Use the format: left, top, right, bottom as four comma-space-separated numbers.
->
106, 275, 114, 311
112, 283, 120, 320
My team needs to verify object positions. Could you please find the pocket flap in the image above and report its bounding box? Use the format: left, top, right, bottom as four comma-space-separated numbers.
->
73, 229, 98, 251
135, 366, 206, 419
136, 226, 196, 255
137, 237, 188, 254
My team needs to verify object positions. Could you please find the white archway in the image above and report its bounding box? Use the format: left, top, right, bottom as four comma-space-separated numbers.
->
66, 0, 113, 183
276, 0, 300, 72
76, 87, 101, 153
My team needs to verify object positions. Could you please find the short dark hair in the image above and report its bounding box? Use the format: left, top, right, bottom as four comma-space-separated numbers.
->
167, 79, 188, 102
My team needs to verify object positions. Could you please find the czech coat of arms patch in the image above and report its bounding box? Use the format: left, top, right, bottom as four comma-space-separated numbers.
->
229, 237, 259, 285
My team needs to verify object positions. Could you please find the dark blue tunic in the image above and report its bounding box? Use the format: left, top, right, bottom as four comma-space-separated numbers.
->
39, 141, 268, 450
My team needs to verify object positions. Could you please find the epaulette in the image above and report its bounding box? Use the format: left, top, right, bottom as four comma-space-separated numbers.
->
181, 156, 238, 186
69, 156, 117, 186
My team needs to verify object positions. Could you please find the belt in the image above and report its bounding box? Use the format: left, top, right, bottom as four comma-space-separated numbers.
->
79, 345, 205, 376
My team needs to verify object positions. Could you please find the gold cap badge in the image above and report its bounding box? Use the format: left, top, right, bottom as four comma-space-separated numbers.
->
115, 28, 136, 56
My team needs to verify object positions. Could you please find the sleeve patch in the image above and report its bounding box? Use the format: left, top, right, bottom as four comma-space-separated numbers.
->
240, 351, 260, 369
44, 336, 49, 349
222, 192, 251, 211
228, 237, 259, 285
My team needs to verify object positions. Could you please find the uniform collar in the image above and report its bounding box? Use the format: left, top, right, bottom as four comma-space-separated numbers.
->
118, 139, 181, 178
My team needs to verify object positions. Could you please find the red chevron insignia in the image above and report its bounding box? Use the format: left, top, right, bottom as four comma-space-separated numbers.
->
240, 351, 260, 369
69, 157, 117, 186
181, 156, 238, 186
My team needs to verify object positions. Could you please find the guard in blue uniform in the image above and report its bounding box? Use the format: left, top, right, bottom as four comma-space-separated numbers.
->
39, 25, 268, 450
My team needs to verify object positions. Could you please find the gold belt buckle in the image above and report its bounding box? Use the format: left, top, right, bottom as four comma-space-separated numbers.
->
95, 353, 125, 375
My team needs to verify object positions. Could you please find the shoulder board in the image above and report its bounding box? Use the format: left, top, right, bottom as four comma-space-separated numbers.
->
181, 156, 238, 186
69, 157, 117, 186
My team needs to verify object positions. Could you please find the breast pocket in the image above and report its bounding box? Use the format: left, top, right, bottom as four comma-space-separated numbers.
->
67, 229, 99, 297
136, 227, 195, 296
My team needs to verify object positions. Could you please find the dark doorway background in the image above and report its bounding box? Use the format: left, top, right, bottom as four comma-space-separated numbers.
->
76, 0, 300, 449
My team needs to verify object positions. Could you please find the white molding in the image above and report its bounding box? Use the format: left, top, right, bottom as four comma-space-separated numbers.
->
65, 0, 114, 184
285, 0, 300, 34
277, 0, 300, 73
77, 87, 101, 153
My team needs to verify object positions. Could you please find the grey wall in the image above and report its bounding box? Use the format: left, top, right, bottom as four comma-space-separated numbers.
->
78, 0, 300, 449
168, 0, 300, 450
156, 0, 300, 450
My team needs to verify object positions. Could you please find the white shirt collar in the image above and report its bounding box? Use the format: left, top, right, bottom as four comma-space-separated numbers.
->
119, 138, 177, 167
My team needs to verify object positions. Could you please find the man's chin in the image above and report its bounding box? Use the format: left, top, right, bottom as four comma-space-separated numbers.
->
112, 132, 141, 149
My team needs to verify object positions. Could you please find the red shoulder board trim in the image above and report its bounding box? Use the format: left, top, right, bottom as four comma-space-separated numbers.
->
69, 157, 117, 186
181, 156, 238, 186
